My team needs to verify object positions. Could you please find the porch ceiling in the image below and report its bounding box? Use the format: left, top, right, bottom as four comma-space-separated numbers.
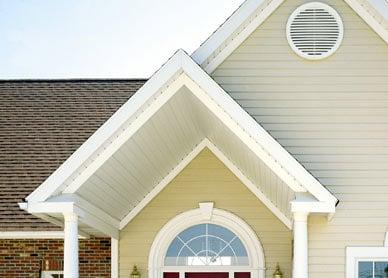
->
69, 86, 295, 225
23, 50, 336, 238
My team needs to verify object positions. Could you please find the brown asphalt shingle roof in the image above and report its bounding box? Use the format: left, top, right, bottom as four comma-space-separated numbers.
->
0, 79, 146, 231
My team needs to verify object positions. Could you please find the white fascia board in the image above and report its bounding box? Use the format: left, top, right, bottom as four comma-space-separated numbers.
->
180, 52, 337, 204
180, 75, 303, 193
344, 0, 388, 43
25, 50, 185, 203
62, 76, 186, 195
0, 231, 87, 239
192, 0, 388, 74
199, 0, 284, 73
368, 0, 388, 20
191, 0, 266, 65
26, 49, 336, 220
119, 138, 292, 230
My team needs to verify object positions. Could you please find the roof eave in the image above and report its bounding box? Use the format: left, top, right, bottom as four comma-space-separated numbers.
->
26, 49, 337, 218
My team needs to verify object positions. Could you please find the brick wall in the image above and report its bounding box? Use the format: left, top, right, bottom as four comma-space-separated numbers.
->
0, 237, 111, 278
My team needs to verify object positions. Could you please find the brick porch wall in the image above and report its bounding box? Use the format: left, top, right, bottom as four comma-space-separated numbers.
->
0, 237, 111, 278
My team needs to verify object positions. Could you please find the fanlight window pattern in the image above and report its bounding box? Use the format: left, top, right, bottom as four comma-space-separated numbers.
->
165, 224, 249, 266
286, 2, 344, 60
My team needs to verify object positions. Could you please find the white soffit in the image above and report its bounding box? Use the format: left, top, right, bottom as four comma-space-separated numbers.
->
25, 50, 337, 230
192, 0, 388, 73
74, 90, 296, 226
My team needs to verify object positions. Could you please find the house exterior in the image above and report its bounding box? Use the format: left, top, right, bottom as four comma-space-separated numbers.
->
1, 0, 387, 277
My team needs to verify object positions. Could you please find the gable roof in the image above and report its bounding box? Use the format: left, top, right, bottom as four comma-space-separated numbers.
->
192, 0, 388, 73
22, 50, 337, 237
0, 79, 145, 231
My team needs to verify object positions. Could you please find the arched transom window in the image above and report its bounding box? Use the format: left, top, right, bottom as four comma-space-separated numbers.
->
165, 223, 249, 266
149, 206, 265, 278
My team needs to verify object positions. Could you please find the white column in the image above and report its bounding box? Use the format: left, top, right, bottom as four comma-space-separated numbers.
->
64, 212, 79, 278
111, 238, 119, 278
293, 211, 309, 278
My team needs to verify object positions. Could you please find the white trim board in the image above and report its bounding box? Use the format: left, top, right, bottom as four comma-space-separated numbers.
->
0, 231, 87, 239
119, 138, 293, 230
26, 50, 336, 206
346, 246, 388, 278
25, 50, 337, 236
191, 0, 388, 73
25, 51, 184, 203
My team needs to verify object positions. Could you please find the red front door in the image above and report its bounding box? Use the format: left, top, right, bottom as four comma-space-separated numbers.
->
185, 273, 228, 278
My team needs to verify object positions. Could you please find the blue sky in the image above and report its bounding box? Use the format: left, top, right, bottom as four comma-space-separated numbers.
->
0, 0, 244, 78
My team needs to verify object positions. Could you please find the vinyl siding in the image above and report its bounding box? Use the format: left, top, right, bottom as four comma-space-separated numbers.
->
212, 0, 388, 277
119, 149, 292, 278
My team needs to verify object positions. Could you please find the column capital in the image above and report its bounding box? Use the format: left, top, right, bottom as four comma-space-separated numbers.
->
63, 211, 78, 222
293, 211, 309, 222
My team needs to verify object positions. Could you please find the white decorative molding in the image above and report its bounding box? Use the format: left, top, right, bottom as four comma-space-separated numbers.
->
199, 202, 214, 220
191, 0, 284, 71
148, 206, 265, 278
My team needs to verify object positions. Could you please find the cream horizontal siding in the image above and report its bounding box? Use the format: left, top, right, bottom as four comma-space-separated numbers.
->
212, 0, 388, 277
120, 149, 292, 278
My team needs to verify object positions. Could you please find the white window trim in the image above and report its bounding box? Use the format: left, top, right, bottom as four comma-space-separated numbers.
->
346, 246, 388, 278
40, 271, 64, 278
148, 203, 265, 278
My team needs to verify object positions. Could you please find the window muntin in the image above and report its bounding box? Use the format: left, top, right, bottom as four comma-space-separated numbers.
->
358, 261, 388, 278
165, 223, 249, 266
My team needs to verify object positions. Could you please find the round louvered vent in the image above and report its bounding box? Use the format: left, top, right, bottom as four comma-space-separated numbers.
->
286, 2, 343, 60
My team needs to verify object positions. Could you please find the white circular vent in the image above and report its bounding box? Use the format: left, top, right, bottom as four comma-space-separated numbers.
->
286, 2, 343, 60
